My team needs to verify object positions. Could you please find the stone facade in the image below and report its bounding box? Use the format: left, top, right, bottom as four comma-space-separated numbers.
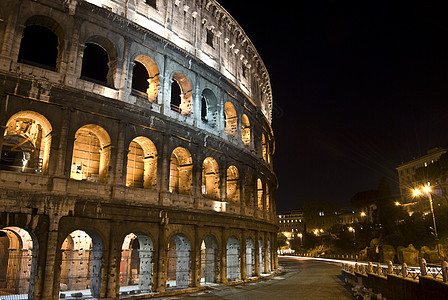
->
0, 0, 278, 299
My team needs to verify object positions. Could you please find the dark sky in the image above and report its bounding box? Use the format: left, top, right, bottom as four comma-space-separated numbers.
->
218, 0, 448, 213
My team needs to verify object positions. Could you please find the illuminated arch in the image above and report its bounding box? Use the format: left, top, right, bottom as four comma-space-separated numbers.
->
60, 230, 103, 297
2, 111, 53, 174
120, 232, 154, 291
132, 54, 160, 103
70, 124, 111, 183
200, 235, 219, 284
262, 133, 267, 162
226, 236, 240, 282
0, 227, 37, 298
169, 147, 193, 195
202, 157, 220, 200
241, 114, 250, 146
126, 136, 157, 189
226, 166, 240, 203
245, 237, 255, 277
171, 73, 192, 115
257, 178, 264, 209
167, 233, 191, 288
224, 102, 237, 138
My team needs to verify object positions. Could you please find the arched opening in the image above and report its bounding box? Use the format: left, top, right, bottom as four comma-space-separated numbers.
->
266, 185, 270, 212
126, 137, 157, 189
241, 114, 250, 146
80, 38, 116, 88
59, 230, 103, 298
245, 238, 255, 278
170, 73, 192, 115
1, 111, 52, 174
132, 55, 159, 103
267, 240, 272, 273
201, 89, 218, 127
169, 147, 192, 195
119, 233, 154, 293
226, 236, 240, 282
258, 239, 265, 275
262, 134, 267, 162
202, 157, 219, 200
0, 227, 38, 300
257, 179, 264, 209
18, 25, 59, 71
200, 235, 218, 285
226, 166, 240, 203
224, 102, 237, 138
167, 234, 191, 288
70, 125, 111, 183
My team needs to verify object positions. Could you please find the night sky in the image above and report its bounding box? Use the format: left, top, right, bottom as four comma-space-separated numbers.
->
218, 0, 448, 213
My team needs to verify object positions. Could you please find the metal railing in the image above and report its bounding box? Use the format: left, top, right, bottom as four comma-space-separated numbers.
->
342, 258, 448, 282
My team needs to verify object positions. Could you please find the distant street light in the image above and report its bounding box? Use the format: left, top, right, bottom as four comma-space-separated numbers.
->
298, 233, 303, 246
412, 182, 440, 258
348, 226, 356, 250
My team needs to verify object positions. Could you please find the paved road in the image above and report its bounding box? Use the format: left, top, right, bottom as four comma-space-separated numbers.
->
159, 256, 354, 299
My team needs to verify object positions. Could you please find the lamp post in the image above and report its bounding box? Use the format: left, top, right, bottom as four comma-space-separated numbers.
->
413, 183, 440, 258
348, 226, 356, 247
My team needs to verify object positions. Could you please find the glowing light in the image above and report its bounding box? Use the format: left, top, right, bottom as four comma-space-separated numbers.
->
423, 185, 432, 193
348, 227, 355, 232
413, 189, 422, 197
395, 201, 401, 206
360, 212, 366, 217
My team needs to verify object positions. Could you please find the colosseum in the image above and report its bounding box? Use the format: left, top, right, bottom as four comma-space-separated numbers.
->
0, 0, 278, 298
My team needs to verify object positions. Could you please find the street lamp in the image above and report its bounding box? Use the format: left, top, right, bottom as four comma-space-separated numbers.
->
297, 233, 303, 246
412, 183, 440, 258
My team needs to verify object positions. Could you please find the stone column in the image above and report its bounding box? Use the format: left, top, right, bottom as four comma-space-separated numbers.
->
240, 231, 247, 281
191, 225, 201, 287
219, 228, 227, 283
155, 223, 167, 292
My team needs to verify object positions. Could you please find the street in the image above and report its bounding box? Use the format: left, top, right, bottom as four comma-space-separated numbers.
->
158, 256, 354, 299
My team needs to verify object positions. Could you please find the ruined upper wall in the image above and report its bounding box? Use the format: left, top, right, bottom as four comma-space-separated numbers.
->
77, 0, 273, 123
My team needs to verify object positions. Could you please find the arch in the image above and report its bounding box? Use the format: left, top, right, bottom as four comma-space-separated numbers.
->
70, 124, 111, 183
226, 236, 240, 282
224, 102, 237, 138
267, 240, 272, 273
120, 233, 154, 292
132, 55, 160, 103
202, 157, 220, 200
80, 36, 117, 87
266, 185, 270, 212
241, 114, 250, 146
17, 16, 64, 71
59, 230, 103, 297
226, 166, 240, 203
1, 111, 53, 174
167, 234, 191, 288
200, 235, 218, 284
258, 238, 265, 274
262, 133, 267, 162
0, 227, 38, 299
245, 237, 255, 278
257, 178, 264, 209
169, 147, 192, 195
170, 73, 192, 115
126, 137, 157, 189
201, 89, 218, 127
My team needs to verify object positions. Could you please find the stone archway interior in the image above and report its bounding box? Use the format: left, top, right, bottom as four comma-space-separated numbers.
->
0, 227, 35, 298
226, 236, 240, 282
245, 238, 255, 278
167, 234, 190, 288
59, 230, 102, 298
200, 235, 218, 284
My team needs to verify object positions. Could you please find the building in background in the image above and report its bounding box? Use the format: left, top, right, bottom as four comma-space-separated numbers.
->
397, 147, 447, 215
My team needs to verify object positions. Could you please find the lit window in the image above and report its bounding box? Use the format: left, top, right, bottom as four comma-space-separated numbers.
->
319, 211, 324, 217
